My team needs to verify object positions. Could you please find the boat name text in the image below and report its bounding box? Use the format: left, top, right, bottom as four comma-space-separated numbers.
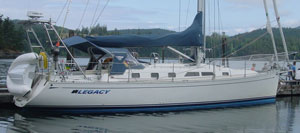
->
71, 90, 110, 94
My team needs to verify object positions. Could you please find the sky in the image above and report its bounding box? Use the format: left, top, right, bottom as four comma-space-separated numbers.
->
0, 0, 299, 35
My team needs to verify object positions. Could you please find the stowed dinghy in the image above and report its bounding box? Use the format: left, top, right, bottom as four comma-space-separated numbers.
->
6, 0, 280, 113
7, 53, 39, 97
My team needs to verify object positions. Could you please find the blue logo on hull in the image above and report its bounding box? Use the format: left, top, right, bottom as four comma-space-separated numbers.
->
71, 90, 110, 94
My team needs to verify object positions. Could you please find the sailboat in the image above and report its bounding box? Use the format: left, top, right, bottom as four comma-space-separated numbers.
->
6, 0, 280, 112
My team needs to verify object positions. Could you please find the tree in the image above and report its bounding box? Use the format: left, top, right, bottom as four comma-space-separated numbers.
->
2, 17, 15, 49
0, 16, 26, 51
0, 15, 3, 49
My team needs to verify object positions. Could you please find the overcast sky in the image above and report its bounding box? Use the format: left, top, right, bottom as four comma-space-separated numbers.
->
0, 0, 299, 35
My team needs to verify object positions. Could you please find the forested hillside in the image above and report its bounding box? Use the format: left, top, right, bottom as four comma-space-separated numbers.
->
1, 14, 300, 59
206, 28, 300, 58
0, 15, 26, 56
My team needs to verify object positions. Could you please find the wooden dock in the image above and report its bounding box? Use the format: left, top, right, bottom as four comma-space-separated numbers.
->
277, 80, 300, 96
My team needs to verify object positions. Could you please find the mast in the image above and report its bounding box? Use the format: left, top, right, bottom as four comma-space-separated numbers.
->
263, 0, 279, 63
272, 0, 289, 63
196, 0, 205, 65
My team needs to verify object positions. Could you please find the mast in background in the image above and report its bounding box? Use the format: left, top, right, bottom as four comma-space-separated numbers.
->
263, 0, 279, 63
272, 0, 289, 63
196, 0, 205, 65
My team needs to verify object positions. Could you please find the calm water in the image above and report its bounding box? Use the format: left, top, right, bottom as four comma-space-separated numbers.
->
0, 97, 299, 133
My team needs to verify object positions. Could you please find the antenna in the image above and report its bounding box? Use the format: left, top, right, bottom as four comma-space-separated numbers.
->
27, 11, 44, 20
26, 11, 50, 23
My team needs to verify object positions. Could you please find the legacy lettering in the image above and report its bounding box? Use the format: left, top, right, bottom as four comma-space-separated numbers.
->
71, 90, 110, 94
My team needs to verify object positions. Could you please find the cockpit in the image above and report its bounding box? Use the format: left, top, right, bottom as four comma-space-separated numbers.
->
84, 47, 145, 75
63, 36, 145, 75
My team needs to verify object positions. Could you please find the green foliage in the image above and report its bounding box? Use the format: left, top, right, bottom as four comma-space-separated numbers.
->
0, 16, 25, 51
1, 14, 300, 59
208, 28, 300, 58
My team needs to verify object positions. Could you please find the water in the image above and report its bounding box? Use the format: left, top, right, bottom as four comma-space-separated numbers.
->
0, 97, 299, 133
0, 59, 12, 87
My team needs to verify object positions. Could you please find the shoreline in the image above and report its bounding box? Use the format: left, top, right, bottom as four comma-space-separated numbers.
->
0, 51, 22, 59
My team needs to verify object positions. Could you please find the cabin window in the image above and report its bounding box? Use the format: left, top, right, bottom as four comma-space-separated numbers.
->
201, 72, 214, 76
168, 72, 176, 78
151, 73, 159, 79
185, 72, 200, 77
222, 72, 229, 76
132, 73, 140, 78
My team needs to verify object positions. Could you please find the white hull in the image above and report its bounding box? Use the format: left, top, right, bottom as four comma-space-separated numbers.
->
15, 72, 278, 110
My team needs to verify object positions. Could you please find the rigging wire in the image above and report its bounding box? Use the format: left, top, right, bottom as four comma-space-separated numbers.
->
213, 0, 216, 33
208, 0, 211, 34
60, 0, 72, 36
207, 0, 224, 58
92, 0, 110, 27
211, 21, 272, 57
217, 0, 221, 34
212, 0, 216, 58
217, 0, 223, 33
205, 0, 213, 58
185, 0, 190, 29
217, 0, 222, 57
208, 20, 271, 57
214, 0, 271, 58
56, 0, 69, 24
208, 0, 212, 52
90, 0, 101, 31
225, 32, 268, 58
178, 0, 181, 32
77, 0, 90, 30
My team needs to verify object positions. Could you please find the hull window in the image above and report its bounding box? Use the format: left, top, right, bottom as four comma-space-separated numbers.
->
185, 72, 200, 77
201, 72, 214, 76
222, 72, 229, 76
168, 72, 176, 78
151, 73, 159, 79
132, 73, 140, 78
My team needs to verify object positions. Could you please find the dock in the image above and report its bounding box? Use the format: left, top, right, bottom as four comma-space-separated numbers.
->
277, 80, 300, 96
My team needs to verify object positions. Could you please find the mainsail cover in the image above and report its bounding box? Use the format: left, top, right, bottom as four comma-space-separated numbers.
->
63, 12, 203, 50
